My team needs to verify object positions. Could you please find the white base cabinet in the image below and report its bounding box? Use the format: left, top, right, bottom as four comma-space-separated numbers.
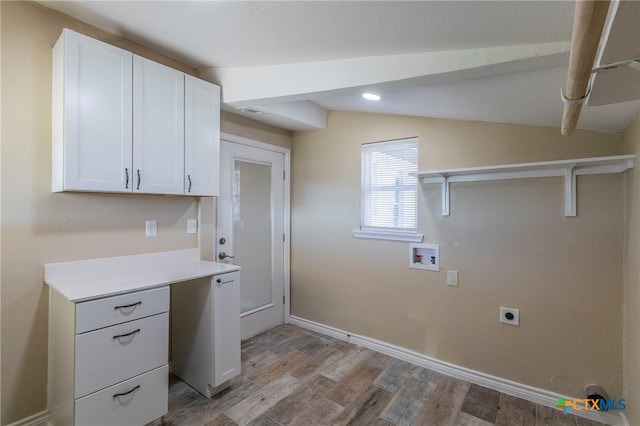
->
48, 286, 170, 426
171, 271, 241, 397
75, 365, 168, 426
45, 250, 241, 426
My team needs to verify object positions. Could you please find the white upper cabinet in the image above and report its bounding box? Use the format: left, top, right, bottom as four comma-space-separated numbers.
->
184, 76, 220, 196
53, 29, 133, 192
133, 56, 185, 195
52, 29, 221, 196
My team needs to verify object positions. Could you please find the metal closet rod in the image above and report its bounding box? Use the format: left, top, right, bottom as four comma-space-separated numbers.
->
560, 0, 611, 136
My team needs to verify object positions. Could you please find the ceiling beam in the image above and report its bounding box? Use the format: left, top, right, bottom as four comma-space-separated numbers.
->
228, 101, 328, 130
200, 42, 570, 106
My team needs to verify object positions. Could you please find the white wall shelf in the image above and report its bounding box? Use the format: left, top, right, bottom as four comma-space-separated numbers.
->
412, 154, 635, 217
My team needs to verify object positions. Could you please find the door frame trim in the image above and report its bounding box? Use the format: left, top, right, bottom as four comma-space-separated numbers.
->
220, 132, 291, 324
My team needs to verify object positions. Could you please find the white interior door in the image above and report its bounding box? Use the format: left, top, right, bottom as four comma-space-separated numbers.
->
218, 139, 286, 339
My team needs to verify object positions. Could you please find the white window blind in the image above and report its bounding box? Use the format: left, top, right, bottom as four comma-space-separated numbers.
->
361, 138, 418, 233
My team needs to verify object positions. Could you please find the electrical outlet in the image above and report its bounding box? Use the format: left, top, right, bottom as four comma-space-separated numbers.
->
187, 219, 197, 234
145, 220, 157, 237
447, 270, 458, 286
499, 306, 519, 326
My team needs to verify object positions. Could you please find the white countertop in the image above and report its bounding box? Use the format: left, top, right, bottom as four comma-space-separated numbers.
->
44, 249, 240, 302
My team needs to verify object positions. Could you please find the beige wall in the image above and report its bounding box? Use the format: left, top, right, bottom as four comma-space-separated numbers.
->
623, 113, 640, 425
0, 1, 290, 423
221, 110, 292, 150
291, 110, 624, 400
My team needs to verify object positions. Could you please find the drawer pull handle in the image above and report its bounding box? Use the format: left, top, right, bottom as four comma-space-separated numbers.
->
113, 385, 140, 399
113, 329, 140, 340
114, 301, 142, 311
216, 278, 233, 287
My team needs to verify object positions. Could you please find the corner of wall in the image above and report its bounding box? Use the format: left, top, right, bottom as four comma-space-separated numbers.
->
623, 113, 640, 155
220, 110, 292, 149
622, 112, 640, 425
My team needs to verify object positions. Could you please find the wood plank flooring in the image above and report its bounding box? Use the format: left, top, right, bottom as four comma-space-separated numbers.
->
148, 324, 609, 426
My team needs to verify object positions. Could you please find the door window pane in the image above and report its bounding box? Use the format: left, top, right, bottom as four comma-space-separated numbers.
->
233, 160, 273, 313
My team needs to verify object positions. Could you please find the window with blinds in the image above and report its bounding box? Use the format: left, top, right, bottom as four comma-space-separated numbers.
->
361, 138, 418, 233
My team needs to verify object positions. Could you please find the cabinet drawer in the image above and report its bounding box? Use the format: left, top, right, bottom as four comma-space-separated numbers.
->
75, 364, 168, 426
76, 286, 169, 333
75, 313, 168, 398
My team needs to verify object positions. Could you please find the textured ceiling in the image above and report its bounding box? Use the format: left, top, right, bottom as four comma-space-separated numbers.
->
39, 1, 640, 133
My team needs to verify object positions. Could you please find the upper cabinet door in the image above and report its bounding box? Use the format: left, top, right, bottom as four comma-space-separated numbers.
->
133, 56, 185, 195
184, 76, 220, 196
53, 29, 133, 192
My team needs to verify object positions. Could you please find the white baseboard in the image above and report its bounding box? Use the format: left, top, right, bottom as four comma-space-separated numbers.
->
5, 410, 51, 426
289, 315, 628, 426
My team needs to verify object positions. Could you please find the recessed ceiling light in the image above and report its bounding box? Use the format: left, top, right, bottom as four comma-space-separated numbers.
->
362, 93, 381, 101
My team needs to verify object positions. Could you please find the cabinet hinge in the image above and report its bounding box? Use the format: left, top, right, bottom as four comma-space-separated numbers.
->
283, 295, 285, 304
283, 170, 286, 180
283, 233, 286, 242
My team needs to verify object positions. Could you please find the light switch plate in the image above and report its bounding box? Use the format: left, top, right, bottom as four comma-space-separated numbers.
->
187, 219, 197, 234
447, 270, 458, 286
145, 220, 157, 237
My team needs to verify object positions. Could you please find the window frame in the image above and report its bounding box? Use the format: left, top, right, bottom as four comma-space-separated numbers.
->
353, 137, 423, 243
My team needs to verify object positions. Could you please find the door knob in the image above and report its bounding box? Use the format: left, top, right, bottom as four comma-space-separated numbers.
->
218, 251, 235, 260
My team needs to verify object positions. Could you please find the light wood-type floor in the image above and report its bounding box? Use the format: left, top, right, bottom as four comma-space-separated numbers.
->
149, 324, 609, 426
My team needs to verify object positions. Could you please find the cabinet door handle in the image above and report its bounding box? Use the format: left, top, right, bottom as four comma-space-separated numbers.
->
136, 169, 141, 190
187, 174, 192, 193
113, 385, 140, 399
125, 168, 129, 189
216, 278, 233, 287
113, 328, 140, 340
114, 301, 142, 311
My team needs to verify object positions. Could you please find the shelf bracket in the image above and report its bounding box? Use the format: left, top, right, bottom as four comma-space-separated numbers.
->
442, 177, 450, 216
421, 175, 450, 216
434, 176, 450, 216
564, 163, 577, 217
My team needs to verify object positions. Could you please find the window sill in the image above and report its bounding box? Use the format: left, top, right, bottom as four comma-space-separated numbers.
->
352, 229, 424, 243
